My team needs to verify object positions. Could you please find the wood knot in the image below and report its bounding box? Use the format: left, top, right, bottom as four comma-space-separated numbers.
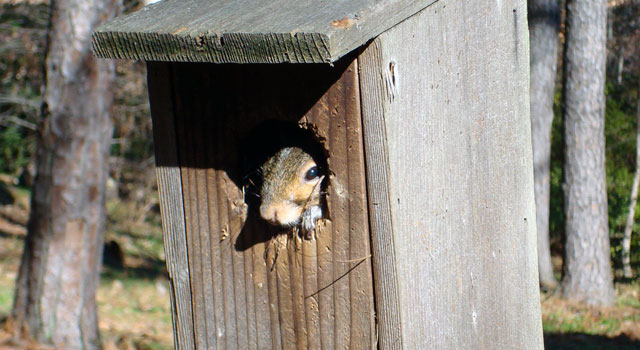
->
194, 35, 206, 49
331, 17, 356, 30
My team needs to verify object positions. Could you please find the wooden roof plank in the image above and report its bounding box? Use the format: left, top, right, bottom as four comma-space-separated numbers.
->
92, 0, 438, 63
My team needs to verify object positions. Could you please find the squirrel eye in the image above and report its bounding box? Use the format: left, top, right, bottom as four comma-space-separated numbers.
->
304, 166, 319, 181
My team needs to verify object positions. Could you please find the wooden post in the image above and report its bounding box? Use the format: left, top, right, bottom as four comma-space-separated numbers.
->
92, 0, 543, 348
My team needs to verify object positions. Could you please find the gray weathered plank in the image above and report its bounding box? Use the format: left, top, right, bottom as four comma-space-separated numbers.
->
147, 62, 196, 350
357, 39, 404, 350
92, 0, 437, 63
358, 0, 544, 348
171, 67, 221, 349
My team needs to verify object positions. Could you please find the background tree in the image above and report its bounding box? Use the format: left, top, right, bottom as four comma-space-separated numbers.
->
528, 0, 561, 289
560, 0, 615, 306
11, 0, 120, 348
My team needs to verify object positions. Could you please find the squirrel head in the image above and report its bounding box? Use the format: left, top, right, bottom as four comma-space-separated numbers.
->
258, 147, 325, 230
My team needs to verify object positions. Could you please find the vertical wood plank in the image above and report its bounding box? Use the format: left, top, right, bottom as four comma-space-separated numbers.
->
301, 235, 320, 350
344, 60, 377, 349
302, 61, 376, 349
275, 236, 296, 348
328, 79, 352, 350
287, 239, 308, 349
171, 68, 214, 349
303, 97, 336, 350
315, 213, 334, 349
214, 167, 240, 349
146, 62, 196, 350
265, 238, 283, 350
358, 40, 404, 350
153, 58, 375, 349
204, 167, 225, 348
249, 222, 273, 349
359, 0, 543, 348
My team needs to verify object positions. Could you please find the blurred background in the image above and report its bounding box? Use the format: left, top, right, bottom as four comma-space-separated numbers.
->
0, 1, 171, 349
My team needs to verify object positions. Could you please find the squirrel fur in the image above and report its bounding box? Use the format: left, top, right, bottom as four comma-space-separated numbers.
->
258, 147, 324, 231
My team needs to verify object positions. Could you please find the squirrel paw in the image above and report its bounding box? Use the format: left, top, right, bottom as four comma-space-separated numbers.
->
301, 205, 322, 237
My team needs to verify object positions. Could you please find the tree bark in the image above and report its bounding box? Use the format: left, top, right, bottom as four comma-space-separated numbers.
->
560, 0, 615, 306
528, 0, 560, 290
622, 74, 640, 279
11, 0, 120, 348
617, 46, 624, 86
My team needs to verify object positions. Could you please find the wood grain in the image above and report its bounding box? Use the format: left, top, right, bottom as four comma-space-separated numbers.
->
147, 62, 196, 350
148, 57, 375, 348
358, 0, 544, 348
92, 0, 437, 63
357, 39, 403, 350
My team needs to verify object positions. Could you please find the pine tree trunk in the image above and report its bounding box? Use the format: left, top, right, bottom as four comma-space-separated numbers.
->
528, 0, 560, 290
560, 0, 615, 306
622, 75, 640, 279
11, 0, 120, 348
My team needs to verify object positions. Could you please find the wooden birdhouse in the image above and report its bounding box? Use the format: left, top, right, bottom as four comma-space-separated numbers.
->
93, 0, 544, 348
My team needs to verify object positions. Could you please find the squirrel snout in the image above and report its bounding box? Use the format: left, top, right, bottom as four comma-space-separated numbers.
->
256, 146, 325, 230
259, 201, 303, 227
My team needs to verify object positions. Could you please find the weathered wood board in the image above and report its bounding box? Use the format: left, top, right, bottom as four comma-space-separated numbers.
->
92, 0, 437, 63
358, 0, 544, 348
147, 56, 375, 349
147, 63, 196, 349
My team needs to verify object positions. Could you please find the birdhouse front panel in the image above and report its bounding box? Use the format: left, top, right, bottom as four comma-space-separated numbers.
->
147, 56, 375, 349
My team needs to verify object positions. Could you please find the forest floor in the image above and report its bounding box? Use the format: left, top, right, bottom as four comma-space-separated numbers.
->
0, 176, 173, 350
0, 178, 638, 349
542, 281, 640, 349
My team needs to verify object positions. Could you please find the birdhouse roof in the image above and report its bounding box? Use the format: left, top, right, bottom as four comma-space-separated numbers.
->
92, 0, 436, 63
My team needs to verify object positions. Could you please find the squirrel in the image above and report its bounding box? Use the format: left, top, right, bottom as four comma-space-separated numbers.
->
257, 146, 325, 233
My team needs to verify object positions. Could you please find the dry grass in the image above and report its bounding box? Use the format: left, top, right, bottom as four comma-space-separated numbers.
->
541, 284, 640, 349
98, 277, 173, 350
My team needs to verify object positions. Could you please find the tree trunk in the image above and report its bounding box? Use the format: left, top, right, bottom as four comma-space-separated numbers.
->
616, 46, 624, 86
560, 0, 615, 306
11, 0, 120, 348
622, 75, 640, 279
528, 0, 560, 290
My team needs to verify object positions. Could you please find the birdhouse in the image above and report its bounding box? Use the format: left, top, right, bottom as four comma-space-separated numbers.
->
93, 0, 544, 348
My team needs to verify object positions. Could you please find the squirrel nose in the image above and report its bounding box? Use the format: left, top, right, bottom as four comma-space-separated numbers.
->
260, 202, 300, 227
260, 205, 278, 224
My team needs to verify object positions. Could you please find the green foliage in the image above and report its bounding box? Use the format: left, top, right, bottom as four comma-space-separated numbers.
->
605, 87, 636, 230
0, 282, 13, 316
0, 126, 33, 174
549, 91, 565, 241
0, 3, 47, 177
124, 131, 154, 161
604, 81, 640, 273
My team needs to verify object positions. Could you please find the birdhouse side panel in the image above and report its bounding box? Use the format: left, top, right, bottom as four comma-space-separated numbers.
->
359, 0, 543, 348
